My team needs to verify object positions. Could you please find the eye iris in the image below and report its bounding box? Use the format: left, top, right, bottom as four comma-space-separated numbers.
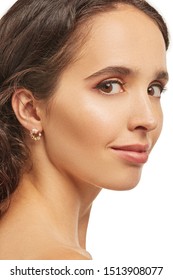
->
148, 87, 154, 95
102, 82, 113, 93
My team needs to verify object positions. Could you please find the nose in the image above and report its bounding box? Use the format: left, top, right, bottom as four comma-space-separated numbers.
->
128, 93, 161, 132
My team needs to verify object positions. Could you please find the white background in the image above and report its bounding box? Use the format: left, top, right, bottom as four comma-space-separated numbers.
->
0, 0, 173, 278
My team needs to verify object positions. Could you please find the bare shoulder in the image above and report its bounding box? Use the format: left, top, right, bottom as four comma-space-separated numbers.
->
0, 239, 92, 260
0, 219, 92, 260
0, 204, 92, 260
40, 246, 92, 260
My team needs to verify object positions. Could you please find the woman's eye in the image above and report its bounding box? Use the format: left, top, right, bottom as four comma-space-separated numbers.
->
148, 84, 165, 98
96, 80, 124, 95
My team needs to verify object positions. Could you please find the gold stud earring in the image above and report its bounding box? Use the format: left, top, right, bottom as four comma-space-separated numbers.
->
30, 128, 42, 141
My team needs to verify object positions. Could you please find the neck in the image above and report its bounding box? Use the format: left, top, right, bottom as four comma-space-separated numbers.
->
15, 162, 101, 254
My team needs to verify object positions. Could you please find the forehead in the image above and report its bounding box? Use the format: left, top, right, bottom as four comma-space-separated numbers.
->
71, 5, 167, 77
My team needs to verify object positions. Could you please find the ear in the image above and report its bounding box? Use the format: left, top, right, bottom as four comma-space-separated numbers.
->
11, 89, 43, 133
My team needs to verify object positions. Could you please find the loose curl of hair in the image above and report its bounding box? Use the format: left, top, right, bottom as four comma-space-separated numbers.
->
0, 0, 169, 215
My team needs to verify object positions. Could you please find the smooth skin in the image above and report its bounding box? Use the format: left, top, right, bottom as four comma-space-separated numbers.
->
0, 5, 168, 259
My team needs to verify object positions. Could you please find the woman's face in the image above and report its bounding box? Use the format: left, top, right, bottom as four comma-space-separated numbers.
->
40, 5, 168, 190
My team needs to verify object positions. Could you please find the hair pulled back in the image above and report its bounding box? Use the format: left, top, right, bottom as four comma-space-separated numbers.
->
0, 0, 169, 214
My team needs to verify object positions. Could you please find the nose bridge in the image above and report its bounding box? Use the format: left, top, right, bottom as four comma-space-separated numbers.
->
128, 91, 158, 131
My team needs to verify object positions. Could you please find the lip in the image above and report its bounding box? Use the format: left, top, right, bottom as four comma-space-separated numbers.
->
110, 144, 150, 165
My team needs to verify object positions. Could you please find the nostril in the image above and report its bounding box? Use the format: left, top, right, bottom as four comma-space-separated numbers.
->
135, 126, 148, 131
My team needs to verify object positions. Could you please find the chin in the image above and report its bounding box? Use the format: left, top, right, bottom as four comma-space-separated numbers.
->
98, 172, 142, 191
103, 182, 140, 191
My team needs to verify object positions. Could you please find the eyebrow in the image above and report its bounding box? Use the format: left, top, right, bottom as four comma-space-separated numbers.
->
155, 70, 169, 82
85, 66, 132, 80
85, 66, 169, 82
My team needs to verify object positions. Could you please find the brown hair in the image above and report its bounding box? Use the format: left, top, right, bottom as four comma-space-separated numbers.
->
0, 0, 169, 215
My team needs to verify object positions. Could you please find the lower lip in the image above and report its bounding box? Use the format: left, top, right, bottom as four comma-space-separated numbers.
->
111, 148, 149, 165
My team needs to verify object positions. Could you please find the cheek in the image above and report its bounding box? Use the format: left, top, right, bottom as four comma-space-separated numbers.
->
155, 106, 163, 140
42, 94, 125, 184
149, 105, 163, 149
48, 92, 123, 147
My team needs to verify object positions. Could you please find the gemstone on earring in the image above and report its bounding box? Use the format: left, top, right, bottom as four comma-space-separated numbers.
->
30, 128, 42, 141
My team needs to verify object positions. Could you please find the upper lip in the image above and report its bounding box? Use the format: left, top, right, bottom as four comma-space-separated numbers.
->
110, 144, 150, 153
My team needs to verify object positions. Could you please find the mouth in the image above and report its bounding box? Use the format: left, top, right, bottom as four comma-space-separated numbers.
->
110, 144, 150, 165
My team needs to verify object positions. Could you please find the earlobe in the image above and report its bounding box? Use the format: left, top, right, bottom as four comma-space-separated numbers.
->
11, 89, 43, 133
